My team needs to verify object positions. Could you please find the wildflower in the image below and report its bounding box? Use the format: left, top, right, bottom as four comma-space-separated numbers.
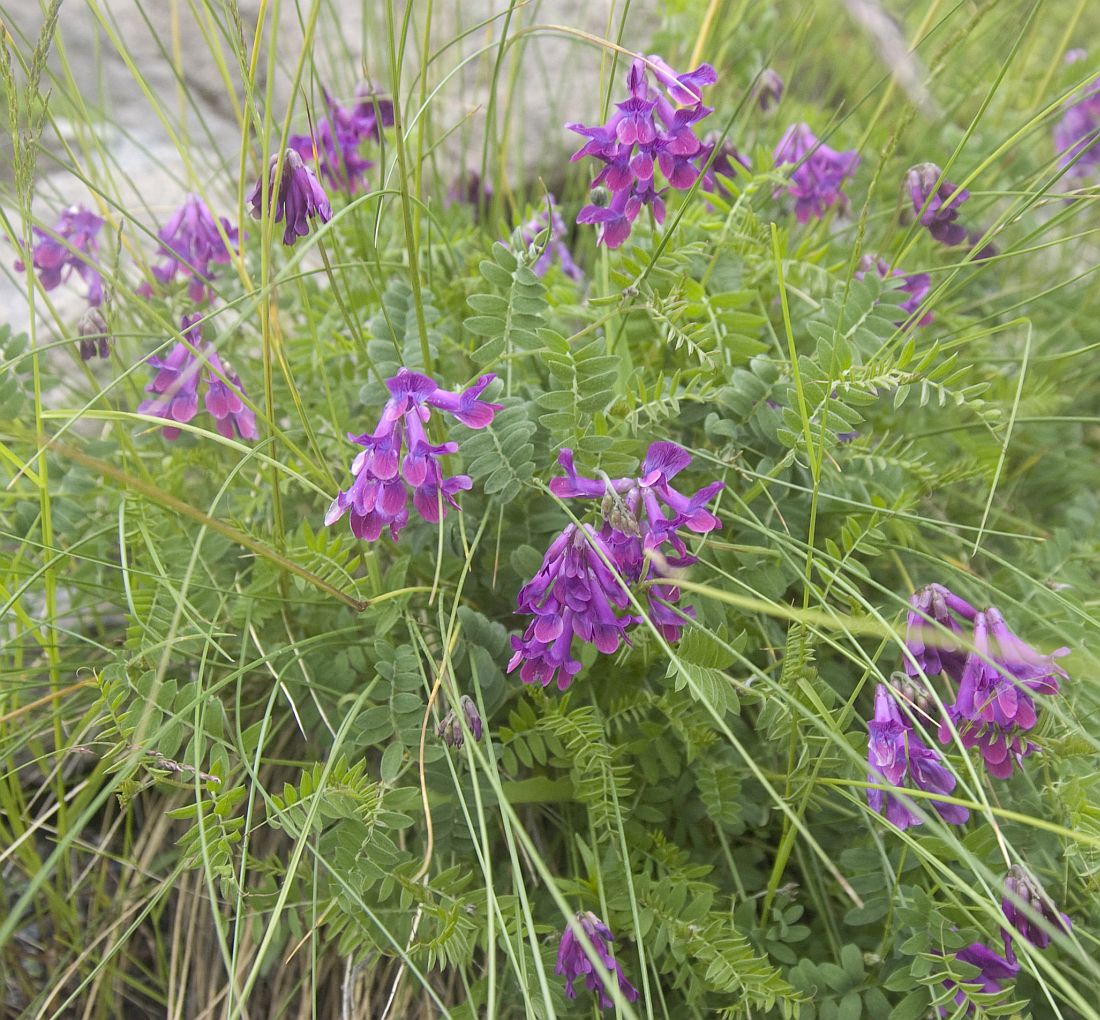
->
939, 943, 1019, 1017
14, 205, 104, 305
555, 911, 639, 1010
773, 123, 860, 222
325, 370, 502, 543
941, 608, 1067, 778
1001, 865, 1071, 960
1053, 74, 1100, 180
77, 306, 110, 361
754, 68, 784, 111
906, 162, 970, 245
138, 314, 257, 441
288, 85, 391, 194
856, 255, 933, 326
437, 695, 483, 748
568, 54, 716, 246
866, 684, 969, 831
516, 196, 584, 281
903, 582, 977, 681
247, 149, 332, 246
507, 524, 634, 691
147, 194, 239, 302
550, 442, 723, 642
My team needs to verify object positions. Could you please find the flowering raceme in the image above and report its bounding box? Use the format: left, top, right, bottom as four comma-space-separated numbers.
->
289, 85, 393, 193
247, 149, 332, 246
555, 911, 638, 1010
138, 314, 257, 441
1053, 74, 1100, 180
773, 123, 860, 222
516, 196, 583, 281
325, 369, 502, 543
903, 582, 977, 680
568, 55, 717, 247
550, 441, 723, 642
906, 162, 970, 246
865, 684, 969, 831
856, 255, 933, 327
14, 205, 104, 306
1001, 865, 1071, 961
145, 194, 239, 303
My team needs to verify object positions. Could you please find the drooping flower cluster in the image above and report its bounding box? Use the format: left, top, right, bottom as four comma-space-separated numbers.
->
516, 196, 583, 281
436, 695, 483, 749
555, 911, 638, 1010
866, 683, 969, 831
855, 255, 933, 327
906, 162, 972, 246
903, 583, 1069, 778
138, 314, 257, 441
773, 123, 860, 222
754, 68, 784, 112
289, 85, 393, 194
15, 205, 104, 305
939, 942, 1020, 1017
142, 194, 240, 303
1053, 73, 1100, 180
325, 369, 502, 543
247, 149, 333, 246
508, 443, 722, 691
1001, 865, 1071, 962
568, 55, 717, 247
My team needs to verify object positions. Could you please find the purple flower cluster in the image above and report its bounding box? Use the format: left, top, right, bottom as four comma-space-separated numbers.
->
247, 149, 333, 246
15, 205, 105, 307
507, 443, 722, 691
939, 942, 1019, 1017
773, 123, 860, 222
516, 196, 583, 281
866, 683, 969, 831
1001, 865, 1071, 962
568, 55, 717, 247
325, 369, 503, 543
555, 911, 638, 1010
77, 307, 110, 362
138, 314, 257, 441
855, 255, 932, 327
754, 68, 784, 112
903, 583, 1069, 778
906, 162, 971, 246
144, 194, 240, 303
289, 85, 393, 194
436, 695, 483, 748
1053, 74, 1100, 180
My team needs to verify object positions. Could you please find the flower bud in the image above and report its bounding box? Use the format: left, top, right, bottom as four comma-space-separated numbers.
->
77, 305, 110, 360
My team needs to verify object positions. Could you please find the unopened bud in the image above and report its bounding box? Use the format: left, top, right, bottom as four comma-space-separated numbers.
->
78, 305, 110, 360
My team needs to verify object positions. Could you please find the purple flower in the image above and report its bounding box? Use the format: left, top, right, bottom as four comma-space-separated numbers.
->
567, 55, 716, 247
903, 583, 977, 681
516, 196, 583, 281
856, 255, 932, 326
1053, 74, 1100, 180
754, 68, 784, 111
437, 695, 483, 748
14, 205, 104, 305
906, 162, 971, 245
507, 524, 634, 691
939, 942, 1019, 1016
866, 684, 969, 831
325, 370, 502, 543
146, 194, 239, 303
77, 306, 110, 361
939, 608, 1068, 779
549, 442, 722, 642
247, 149, 332, 246
138, 314, 257, 441
555, 911, 639, 1010
1001, 865, 1071, 961
773, 123, 860, 222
